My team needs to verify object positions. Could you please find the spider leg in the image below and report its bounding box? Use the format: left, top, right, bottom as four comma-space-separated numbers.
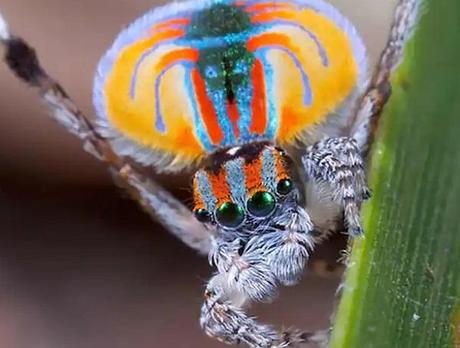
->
302, 137, 370, 236
0, 12, 212, 254
253, 207, 316, 286
201, 273, 279, 347
117, 166, 213, 253
202, 236, 322, 348
351, 0, 422, 150
202, 238, 278, 347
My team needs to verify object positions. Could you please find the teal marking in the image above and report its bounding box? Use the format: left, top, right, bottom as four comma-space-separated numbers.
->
196, 171, 218, 211
224, 158, 248, 205
261, 148, 278, 192
185, 4, 257, 146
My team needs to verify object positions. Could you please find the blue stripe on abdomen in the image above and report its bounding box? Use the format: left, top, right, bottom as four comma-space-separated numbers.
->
263, 20, 329, 66
154, 60, 191, 132
258, 45, 312, 106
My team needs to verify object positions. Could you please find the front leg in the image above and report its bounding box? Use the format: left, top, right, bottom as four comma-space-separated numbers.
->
201, 275, 325, 348
302, 137, 370, 236
202, 236, 319, 348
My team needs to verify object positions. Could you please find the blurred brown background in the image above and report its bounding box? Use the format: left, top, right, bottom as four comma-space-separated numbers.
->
0, 1, 395, 348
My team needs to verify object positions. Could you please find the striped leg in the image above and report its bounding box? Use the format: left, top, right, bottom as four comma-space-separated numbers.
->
351, 0, 422, 149
201, 275, 279, 348
202, 240, 321, 348
201, 280, 326, 348
202, 242, 280, 348
302, 137, 370, 236
0, 11, 212, 254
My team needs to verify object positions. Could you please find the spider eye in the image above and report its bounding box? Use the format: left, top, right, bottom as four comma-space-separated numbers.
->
277, 179, 293, 195
247, 191, 276, 217
215, 202, 245, 228
194, 208, 211, 223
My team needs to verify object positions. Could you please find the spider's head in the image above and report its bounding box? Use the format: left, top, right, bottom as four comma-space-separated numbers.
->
192, 142, 304, 233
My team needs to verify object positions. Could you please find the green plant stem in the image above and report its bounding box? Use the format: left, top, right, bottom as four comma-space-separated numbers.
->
330, 1, 460, 347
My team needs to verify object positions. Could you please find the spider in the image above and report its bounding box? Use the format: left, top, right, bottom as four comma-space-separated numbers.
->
0, 0, 420, 347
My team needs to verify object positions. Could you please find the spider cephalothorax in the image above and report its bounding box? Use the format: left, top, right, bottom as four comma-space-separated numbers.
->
193, 143, 314, 288
0, 0, 421, 346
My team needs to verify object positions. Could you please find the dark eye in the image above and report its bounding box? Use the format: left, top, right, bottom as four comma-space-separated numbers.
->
277, 179, 293, 195
247, 191, 276, 217
194, 208, 211, 223
215, 202, 245, 228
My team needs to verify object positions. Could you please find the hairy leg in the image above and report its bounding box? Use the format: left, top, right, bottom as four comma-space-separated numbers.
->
209, 238, 278, 302
350, 0, 422, 150
199, 185, 323, 347
252, 206, 316, 286
204, 237, 279, 347
200, 273, 279, 347
203, 224, 319, 348
302, 137, 370, 236
0, 12, 212, 254
201, 276, 324, 348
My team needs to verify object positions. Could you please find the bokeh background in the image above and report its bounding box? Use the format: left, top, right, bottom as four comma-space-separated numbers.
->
0, 1, 395, 347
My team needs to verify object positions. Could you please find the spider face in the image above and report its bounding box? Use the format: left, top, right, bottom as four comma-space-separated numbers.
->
193, 143, 299, 233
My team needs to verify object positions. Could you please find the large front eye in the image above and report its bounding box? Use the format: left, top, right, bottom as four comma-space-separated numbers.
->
215, 202, 245, 228
247, 191, 276, 217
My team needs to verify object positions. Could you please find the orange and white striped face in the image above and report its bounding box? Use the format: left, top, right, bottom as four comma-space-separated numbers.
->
94, 0, 366, 171
192, 143, 297, 229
